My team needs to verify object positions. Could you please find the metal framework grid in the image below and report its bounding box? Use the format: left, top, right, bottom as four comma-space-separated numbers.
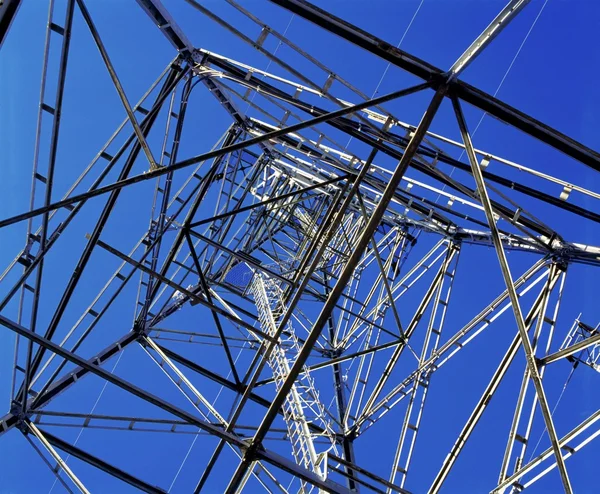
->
1, 0, 600, 492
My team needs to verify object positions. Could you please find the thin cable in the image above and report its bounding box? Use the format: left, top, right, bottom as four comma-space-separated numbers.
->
48, 351, 125, 493
433, 0, 551, 203
371, 0, 425, 98
455, 0, 550, 163
242, 14, 295, 116
527, 365, 574, 462
345, 0, 425, 150
167, 341, 249, 492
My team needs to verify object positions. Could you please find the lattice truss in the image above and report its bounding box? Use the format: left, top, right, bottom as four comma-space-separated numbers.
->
1, 0, 600, 493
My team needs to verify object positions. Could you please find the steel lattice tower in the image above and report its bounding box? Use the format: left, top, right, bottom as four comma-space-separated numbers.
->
1, 0, 600, 492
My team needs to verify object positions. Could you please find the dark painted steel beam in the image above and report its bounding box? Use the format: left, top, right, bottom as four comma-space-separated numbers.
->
154, 343, 332, 437
0, 82, 431, 230
0, 0, 21, 49
269, 0, 600, 174
0, 332, 137, 436
224, 86, 448, 493
41, 429, 166, 494
95, 239, 271, 341
14, 64, 187, 406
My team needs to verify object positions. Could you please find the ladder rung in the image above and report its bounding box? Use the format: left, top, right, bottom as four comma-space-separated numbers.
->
561, 444, 575, 454
35, 173, 47, 184
50, 23, 65, 35
41, 103, 55, 115
17, 257, 32, 267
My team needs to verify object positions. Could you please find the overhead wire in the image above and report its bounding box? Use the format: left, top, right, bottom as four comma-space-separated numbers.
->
435, 0, 550, 203
345, 0, 426, 150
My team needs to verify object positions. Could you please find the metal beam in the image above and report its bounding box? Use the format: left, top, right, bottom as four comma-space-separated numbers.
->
0, 82, 431, 229
270, 0, 600, 173
541, 331, 600, 366
452, 94, 572, 494
0, 0, 21, 49
224, 86, 448, 493
449, 0, 530, 77
25, 421, 90, 494
41, 429, 166, 494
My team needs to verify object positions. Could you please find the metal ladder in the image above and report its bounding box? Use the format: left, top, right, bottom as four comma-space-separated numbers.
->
250, 273, 333, 488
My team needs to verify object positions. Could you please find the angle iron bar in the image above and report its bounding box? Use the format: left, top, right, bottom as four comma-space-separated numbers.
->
185, 232, 241, 384
41, 428, 165, 494
358, 243, 458, 424
76, 0, 157, 169
390, 244, 461, 489
0, 312, 348, 494
449, 0, 530, 77
355, 257, 551, 433
0, 82, 432, 230
0, 55, 182, 289
498, 265, 564, 483
20, 0, 75, 413
269, 0, 600, 173
25, 420, 90, 494
223, 86, 447, 493
95, 239, 271, 341
428, 264, 561, 493
451, 94, 572, 493
17, 66, 186, 405
23, 431, 76, 494
30, 144, 211, 401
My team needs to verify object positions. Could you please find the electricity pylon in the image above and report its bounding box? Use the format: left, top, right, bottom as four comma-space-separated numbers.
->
1, 1, 600, 493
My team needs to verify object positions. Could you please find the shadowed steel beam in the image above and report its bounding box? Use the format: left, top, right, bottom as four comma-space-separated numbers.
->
25, 421, 90, 494
41, 429, 166, 494
0, 314, 245, 447
21, 0, 76, 413
76, 0, 157, 169
23, 431, 76, 494
224, 86, 447, 493
0, 81, 431, 229
493, 408, 600, 493
135, 0, 195, 54
0, 313, 348, 492
428, 263, 560, 493
270, 0, 600, 173
452, 94, 572, 494
541, 331, 600, 365
13, 64, 186, 407
0, 0, 21, 49
449, 0, 530, 77
94, 239, 272, 341
154, 342, 329, 437
185, 232, 240, 384
0, 332, 137, 436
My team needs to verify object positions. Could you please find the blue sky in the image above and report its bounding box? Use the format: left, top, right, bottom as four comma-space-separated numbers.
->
1, 0, 600, 493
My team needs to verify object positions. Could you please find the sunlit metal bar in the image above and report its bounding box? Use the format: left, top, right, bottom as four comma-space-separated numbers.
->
25, 421, 90, 494
452, 95, 572, 493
